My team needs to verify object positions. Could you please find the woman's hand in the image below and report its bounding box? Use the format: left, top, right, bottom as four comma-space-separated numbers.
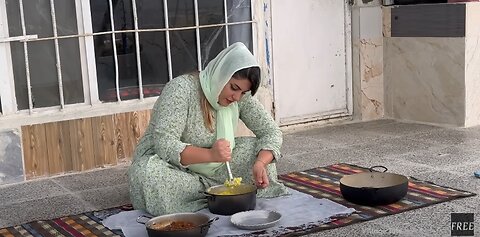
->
210, 139, 231, 162
253, 160, 269, 189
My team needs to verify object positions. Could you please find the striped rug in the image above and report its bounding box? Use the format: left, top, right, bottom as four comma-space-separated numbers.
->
275, 163, 476, 236
0, 163, 475, 237
0, 208, 125, 237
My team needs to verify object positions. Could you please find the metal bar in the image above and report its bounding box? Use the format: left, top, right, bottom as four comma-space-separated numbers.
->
131, 0, 144, 100
1, 21, 256, 42
19, 0, 33, 113
0, 34, 37, 43
108, 0, 121, 102
50, 0, 65, 110
224, 0, 229, 46
251, 0, 257, 56
163, 0, 173, 81
194, 0, 202, 71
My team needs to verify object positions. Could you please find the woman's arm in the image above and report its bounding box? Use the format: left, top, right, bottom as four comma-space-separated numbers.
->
180, 139, 231, 165
256, 150, 274, 165
150, 75, 231, 167
180, 146, 213, 165
238, 93, 283, 163
238, 93, 283, 188
150, 76, 205, 167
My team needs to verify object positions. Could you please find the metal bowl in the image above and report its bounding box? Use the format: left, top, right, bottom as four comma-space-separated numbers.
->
137, 213, 218, 237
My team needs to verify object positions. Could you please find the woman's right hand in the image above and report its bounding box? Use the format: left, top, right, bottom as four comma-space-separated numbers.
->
210, 139, 231, 162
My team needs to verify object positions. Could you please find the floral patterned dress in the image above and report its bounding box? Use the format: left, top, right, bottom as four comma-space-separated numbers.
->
127, 74, 289, 216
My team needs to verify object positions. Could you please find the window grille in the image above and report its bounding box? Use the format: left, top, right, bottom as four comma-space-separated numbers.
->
0, 0, 254, 115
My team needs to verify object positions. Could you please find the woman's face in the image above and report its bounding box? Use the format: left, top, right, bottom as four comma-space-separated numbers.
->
218, 77, 252, 106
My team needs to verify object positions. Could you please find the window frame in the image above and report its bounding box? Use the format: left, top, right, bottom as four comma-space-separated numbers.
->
0, 0, 259, 128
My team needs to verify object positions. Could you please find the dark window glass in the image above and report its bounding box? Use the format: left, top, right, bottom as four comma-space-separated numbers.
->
137, 1, 168, 99
5, 0, 23, 36
28, 41, 60, 108
55, 0, 80, 36
6, 0, 83, 109
198, 0, 224, 25
168, 0, 194, 28
170, 30, 198, 77
24, 0, 53, 38
137, 0, 165, 29
229, 24, 253, 52
92, 0, 171, 102
56, 0, 84, 105
10, 42, 28, 110
59, 38, 84, 105
139, 32, 169, 98
91, 1, 114, 101
6, 0, 253, 107
200, 27, 226, 69
23, 0, 58, 108
227, 0, 251, 22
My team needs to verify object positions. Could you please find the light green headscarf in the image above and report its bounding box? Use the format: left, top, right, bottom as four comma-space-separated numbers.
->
187, 42, 259, 177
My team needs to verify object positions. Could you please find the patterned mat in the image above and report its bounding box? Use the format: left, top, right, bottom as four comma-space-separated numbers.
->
0, 163, 476, 237
275, 163, 476, 236
0, 210, 123, 237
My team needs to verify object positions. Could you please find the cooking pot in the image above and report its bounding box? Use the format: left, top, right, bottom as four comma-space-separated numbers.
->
203, 183, 257, 215
136, 213, 218, 237
339, 166, 409, 206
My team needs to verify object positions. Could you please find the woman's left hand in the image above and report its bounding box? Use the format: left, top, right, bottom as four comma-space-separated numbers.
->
253, 160, 269, 189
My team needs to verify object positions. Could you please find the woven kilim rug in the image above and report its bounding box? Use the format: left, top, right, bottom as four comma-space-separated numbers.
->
273, 163, 477, 236
0, 163, 476, 237
0, 208, 125, 237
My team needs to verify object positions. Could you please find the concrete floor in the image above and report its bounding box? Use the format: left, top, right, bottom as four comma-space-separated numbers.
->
0, 119, 479, 236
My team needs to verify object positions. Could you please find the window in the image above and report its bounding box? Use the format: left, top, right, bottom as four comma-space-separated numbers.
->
6, 0, 83, 110
1, 0, 253, 114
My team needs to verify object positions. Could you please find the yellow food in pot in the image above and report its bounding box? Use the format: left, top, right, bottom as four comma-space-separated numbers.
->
217, 188, 237, 195
207, 183, 256, 196
224, 177, 242, 187
217, 177, 243, 195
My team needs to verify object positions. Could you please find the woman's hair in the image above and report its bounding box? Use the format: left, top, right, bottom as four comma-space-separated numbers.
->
200, 66, 261, 132
232, 66, 261, 96
200, 93, 215, 133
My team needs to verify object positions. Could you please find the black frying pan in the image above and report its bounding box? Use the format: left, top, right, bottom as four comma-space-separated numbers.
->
339, 166, 409, 206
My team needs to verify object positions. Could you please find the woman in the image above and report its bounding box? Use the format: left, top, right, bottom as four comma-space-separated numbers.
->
128, 42, 289, 216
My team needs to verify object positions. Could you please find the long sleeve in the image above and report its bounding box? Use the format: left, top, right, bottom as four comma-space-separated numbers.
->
238, 93, 283, 160
150, 75, 192, 168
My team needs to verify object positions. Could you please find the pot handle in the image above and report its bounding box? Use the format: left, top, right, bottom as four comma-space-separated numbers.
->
199, 191, 216, 201
200, 217, 219, 233
369, 165, 388, 173
136, 214, 153, 224
199, 191, 212, 196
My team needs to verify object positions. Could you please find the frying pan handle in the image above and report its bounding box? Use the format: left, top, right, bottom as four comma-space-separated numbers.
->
136, 214, 153, 224
200, 217, 219, 233
369, 165, 388, 173
207, 216, 219, 225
